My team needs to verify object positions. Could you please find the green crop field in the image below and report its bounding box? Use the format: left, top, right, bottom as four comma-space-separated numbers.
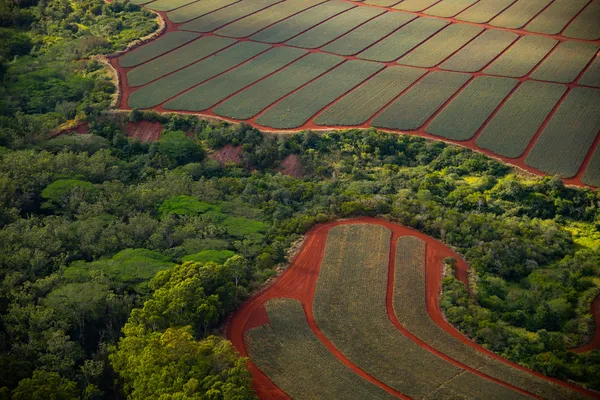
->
562, 0, 600, 40
581, 147, 600, 187
489, 0, 553, 29
426, 76, 517, 141
579, 56, 600, 87
484, 36, 558, 78
315, 66, 425, 126
394, 0, 441, 12
256, 60, 383, 129
372, 71, 471, 130
525, 88, 600, 177
476, 81, 566, 158
455, 0, 516, 23
530, 42, 599, 83
524, 0, 590, 35
425, 0, 479, 18
118, 31, 200, 68
178, 0, 281, 32
144, 0, 196, 11
166, 0, 239, 23
246, 298, 395, 400
441, 30, 518, 73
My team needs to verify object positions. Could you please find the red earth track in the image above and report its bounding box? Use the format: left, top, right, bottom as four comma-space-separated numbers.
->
110, 0, 600, 189
573, 295, 600, 353
225, 218, 600, 399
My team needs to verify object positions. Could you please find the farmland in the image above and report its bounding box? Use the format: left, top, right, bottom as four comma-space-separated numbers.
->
226, 219, 596, 399
114, 0, 600, 187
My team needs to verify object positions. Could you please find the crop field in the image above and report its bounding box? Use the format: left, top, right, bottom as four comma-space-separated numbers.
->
582, 147, 600, 186
225, 219, 595, 399
115, 0, 600, 187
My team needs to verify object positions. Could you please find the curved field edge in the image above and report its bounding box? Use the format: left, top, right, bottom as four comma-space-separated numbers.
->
225, 218, 599, 399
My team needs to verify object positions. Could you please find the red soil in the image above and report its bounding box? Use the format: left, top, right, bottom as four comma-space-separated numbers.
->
125, 120, 163, 141
226, 218, 599, 399
572, 295, 600, 353
209, 144, 243, 164
276, 154, 303, 178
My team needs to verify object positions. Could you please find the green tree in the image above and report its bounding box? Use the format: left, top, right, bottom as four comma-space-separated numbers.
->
158, 131, 205, 166
11, 370, 77, 400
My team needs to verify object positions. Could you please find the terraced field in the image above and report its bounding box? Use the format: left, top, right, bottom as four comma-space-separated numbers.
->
227, 219, 597, 399
113, 0, 600, 187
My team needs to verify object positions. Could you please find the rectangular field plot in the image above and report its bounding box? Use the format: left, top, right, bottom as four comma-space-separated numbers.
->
127, 42, 270, 109
214, 53, 344, 119
424, 0, 479, 18
426, 76, 517, 141
582, 145, 600, 187
214, 0, 325, 38
372, 71, 471, 131
365, 0, 402, 5
178, 0, 281, 33
256, 60, 383, 129
145, 0, 196, 11
393, 0, 442, 12
126, 36, 235, 87
526, 88, 600, 178
456, 0, 516, 23
166, 0, 240, 23
322, 12, 416, 56
398, 24, 482, 68
489, 0, 553, 29
563, 0, 600, 40
484, 36, 558, 78
246, 298, 395, 400
286, 6, 385, 49
163, 47, 306, 111
524, 0, 590, 35
475, 81, 566, 158
314, 66, 426, 126
579, 56, 600, 88
358, 18, 448, 63
440, 30, 518, 73
530, 42, 599, 84
118, 31, 200, 68
250, 1, 354, 43
313, 224, 528, 400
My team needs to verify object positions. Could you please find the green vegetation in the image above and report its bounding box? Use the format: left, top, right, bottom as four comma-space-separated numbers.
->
118, 31, 200, 68
441, 29, 517, 72
425, 0, 479, 17
455, 0, 515, 23
530, 42, 599, 84
524, 0, 589, 35
562, 0, 600, 40
166, 0, 239, 24
489, 0, 553, 29
484, 36, 557, 78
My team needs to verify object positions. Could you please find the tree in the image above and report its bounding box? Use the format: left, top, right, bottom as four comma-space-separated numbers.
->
158, 131, 205, 166
11, 370, 77, 400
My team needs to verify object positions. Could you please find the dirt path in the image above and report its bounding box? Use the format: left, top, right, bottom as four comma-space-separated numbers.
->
226, 218, 599, 399
572, 295, 600, 353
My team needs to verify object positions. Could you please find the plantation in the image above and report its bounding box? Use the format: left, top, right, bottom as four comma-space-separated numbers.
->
524, 0, 590, 35
484, 36, 558, 78
166, 0, 239, 23
455, 0, 516, 23
579, 57, 600, 87
179, 0, 282, 32
489, 0, 553, 29
118, 31, 200, 68
530, 42, 599, 83
562, 0, 600, 39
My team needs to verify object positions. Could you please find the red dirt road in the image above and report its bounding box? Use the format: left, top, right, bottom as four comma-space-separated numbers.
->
226, 218, 599, 399
573, 295, 600, 353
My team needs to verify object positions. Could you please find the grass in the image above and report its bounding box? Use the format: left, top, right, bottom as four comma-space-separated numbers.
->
456, 0, 517, 23
579, 56, 600, 88
322, 12, 416, 56
128, 42, 270, 109
563, 0, 600, 40
564, 221, 600, 250
484, 36, 558, 78
372, 71, 471, 131
245, 298, 396, 400
525, 87, 600, 178
118, 32, 200, 68
213, 53, 344, 120
581, 145, 600, 187
530, 41, 599, 84
357, 18, 449, 63
145, 0, 196, 11
256, 60, 384, 129
166, 0, 240, 23
178, 0, 282, 32
214, 0, 325, 38
398, 24, 483, 68
182, 249, 236, 264
426, 76, 517, 141
394, 0, 442, 12
489, 0, 554, 29
425, 0, 479, 18
441, 29, 518, 73
126, 36, 235, 87
286, 6, 385, 49
222, 216, 267, 238
250, 1, 355, 43
475, 81, 566, 158
314, 66, 426, 126
524, 0, 590, 35
163, 47, 306, 111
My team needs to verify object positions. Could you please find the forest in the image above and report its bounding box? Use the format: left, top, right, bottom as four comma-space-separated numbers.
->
0, 0, 599, 398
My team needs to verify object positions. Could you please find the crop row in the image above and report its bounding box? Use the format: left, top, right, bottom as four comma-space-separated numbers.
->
530, 41, 599, 84
245, 298, 395, 399
426, 76, 517, 141
562, 0, 600, 40
372, 71, 471, 131
127, 36, 236, 87
579, 56, 600, 87
424, 0, 480, 18
166, 0, 240, 23
524, 0, 590, 35
475, 81, 566, 158
392, 236, 586, 399
145, 0, 196, 12
213, 52, 344, 120
393, 0, 443, 12
214, 0, 325, 38
256, 59, 383, 129
118, 31, 200, 68
455, 0, 517, 23
488, 0, 554, 29
128, 41, 270, 109
163, 47, 306, 111
484, 35, 557, 78
581, 146, 600, 187
526, 87, 600, 178
178, 0, 281, 33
